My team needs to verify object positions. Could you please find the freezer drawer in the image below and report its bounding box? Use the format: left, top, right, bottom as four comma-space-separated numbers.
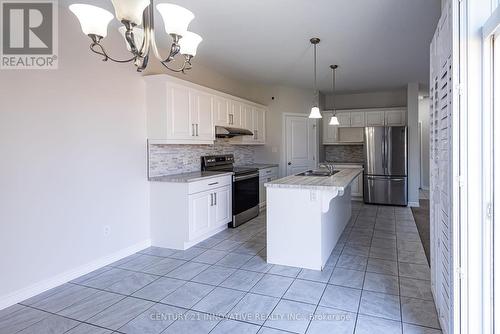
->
363, 175, 407, 206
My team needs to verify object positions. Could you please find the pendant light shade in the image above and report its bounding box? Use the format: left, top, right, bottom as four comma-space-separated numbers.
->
329, 115, 340, 125
308, 38, 322, 119
309, 107, 322, 119
69, 4, 114, 38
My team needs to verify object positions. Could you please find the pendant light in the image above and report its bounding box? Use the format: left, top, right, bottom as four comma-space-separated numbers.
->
308, 38, 322, 119
329, 64, 340, 125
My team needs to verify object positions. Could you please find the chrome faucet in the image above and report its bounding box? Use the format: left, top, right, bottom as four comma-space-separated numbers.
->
319, 163, 335, 175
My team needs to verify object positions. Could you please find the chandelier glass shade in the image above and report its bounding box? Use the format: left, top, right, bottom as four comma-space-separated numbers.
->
69, 1, 202, 73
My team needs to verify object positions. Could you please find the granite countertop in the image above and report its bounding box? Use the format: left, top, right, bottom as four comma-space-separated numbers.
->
236, 163, 279, 169
321, 161, 364, 165
149, 171, 233, 183
265, 168, 363, 191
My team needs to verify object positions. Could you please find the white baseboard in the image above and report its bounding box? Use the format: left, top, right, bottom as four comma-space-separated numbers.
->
408, 201, 420, 207
0, 239, 151, 311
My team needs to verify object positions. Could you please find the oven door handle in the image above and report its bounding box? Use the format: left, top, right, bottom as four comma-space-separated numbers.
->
234, 173, 259, 181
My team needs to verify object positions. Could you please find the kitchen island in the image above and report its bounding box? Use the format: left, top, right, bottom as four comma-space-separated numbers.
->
265, 168, 363, 270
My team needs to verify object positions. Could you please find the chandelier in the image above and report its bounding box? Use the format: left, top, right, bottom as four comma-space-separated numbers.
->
69, 0, 202, 73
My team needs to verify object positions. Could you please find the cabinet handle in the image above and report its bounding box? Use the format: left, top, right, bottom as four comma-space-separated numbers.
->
267, 178, 272, 182
214, 193, 217, 205
196, 124, 199, 136
208, 182, 218, 186
254, 129, 258, 140
191, 124, 195, 136
210, 193, 214, 206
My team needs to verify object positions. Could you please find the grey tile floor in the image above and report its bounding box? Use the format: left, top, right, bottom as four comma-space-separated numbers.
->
0, 202, 441, 334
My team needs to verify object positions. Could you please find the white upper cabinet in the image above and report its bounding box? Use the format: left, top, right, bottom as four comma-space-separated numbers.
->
167, 83, 192, 140
145, 75, 266, 145
214, 96, 230, 127
241, 104, 253, 130
229, 100, 242, 128
350, 112, 366, 127
384, 109, 406, 126
322, 112, 339, 144
253, 107, 266, 144
365, 111, 386, 126
190, 90, 214, 141
336, 112, 351, 127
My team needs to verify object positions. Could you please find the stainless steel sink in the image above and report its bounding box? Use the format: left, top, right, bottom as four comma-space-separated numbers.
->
296, 170, 339, 177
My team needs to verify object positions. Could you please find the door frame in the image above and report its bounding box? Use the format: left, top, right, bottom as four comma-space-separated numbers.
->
281, 113, 319, 177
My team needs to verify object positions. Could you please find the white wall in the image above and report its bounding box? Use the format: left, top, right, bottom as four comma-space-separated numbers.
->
407, 83, 420, 206
0, 8, 150, 307
419, 97, 430, 190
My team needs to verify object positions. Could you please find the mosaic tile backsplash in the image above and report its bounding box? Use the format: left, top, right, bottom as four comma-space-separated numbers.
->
148, 139, 255, 177
324, 145, 364, 163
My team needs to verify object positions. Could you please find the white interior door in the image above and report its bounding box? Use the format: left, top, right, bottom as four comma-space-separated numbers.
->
285, 115, 317, 176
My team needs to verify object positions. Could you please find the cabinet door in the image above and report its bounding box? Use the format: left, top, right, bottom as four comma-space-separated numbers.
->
365, 111, 385, 126
241, 104, 253, 131
322, 113, 339, 144
189, 191, 212, 240
336, 112, 351, 127
190, 90, 214, 140
229, 100, 242, 127
385, 109, 406, 126
351, 173, 364, 197
214, 96, 230, 126
166, 83, 193, 139
350, 112, 366, 127
213, 186, 231, 227
254, 108, 266, 143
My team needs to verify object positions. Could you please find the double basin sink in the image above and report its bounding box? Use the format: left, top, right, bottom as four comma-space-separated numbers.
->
296, 170, 340, 177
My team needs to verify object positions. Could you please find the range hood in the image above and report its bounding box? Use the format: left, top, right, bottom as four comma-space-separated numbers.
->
215, 126, 253, 138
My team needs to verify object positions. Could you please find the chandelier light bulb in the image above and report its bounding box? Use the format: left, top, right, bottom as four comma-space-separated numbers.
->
69, 4, 114, 38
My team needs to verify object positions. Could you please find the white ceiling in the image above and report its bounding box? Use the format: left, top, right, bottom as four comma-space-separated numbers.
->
64, 0, 441, 93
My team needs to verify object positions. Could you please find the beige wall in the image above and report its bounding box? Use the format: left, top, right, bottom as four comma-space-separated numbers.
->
254, 86, 318, 176
0, 8, 149, 307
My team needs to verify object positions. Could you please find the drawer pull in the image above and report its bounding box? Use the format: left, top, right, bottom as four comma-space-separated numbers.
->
208, 182, 219, 186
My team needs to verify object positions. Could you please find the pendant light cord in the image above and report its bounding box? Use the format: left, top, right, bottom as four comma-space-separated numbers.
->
313, 43, 317, 97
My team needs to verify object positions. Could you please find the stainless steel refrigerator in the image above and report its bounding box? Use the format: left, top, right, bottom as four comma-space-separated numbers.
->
363, 126, 408, 206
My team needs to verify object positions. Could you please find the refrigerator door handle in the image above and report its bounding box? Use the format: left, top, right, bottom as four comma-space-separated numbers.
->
366, 176, 406, 182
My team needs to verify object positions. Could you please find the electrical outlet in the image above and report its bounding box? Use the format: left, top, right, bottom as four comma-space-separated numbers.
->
103, 225, 111, 237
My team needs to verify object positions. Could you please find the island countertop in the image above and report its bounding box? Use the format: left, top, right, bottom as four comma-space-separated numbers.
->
149, 171, 233, 183
264, 168, 363, 191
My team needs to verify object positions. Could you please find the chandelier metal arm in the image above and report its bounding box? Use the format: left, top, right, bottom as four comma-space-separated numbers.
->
159, 55, 192, 73
89, 40, 136, 63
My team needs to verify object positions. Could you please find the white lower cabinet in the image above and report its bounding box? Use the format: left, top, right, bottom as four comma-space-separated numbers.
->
151, 175, 232, 250
326, 164, 363, 199
258, 167, 278, 209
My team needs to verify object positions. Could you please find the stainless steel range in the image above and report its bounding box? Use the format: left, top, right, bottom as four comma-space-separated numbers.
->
201, 154, 259, 227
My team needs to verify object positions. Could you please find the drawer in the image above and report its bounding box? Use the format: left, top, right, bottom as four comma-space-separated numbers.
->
259, 167, 278, 178
188, 175, 232, 195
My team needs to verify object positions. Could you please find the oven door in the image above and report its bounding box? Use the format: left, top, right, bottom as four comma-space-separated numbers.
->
232, 173, 259, 227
